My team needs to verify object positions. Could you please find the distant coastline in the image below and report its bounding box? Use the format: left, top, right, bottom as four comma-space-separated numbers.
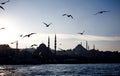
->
0, 43, 120, 64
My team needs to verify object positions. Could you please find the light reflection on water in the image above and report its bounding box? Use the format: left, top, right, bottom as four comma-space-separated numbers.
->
0, 64, 120, 76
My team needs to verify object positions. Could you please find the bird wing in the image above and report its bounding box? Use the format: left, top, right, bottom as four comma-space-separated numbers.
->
49, 23, 52, 25
62, 14, 67, 16
94, 10, 110, 15
31, 44, 37, 47
0, 6, 5, 10
1, 0, 10, 5
20, 34, 23, 37
43, 22, 47, 25
70, 15, 73, 19
31, 33, 36, 35
0, 28, 5, 30
1, 28, 5, 29
94, 11, 101, 15
11, 42, 14, 44
94, 11, 103, 15
23, 35, 28, 38
30, 33, 36, 35
33, 44, 37, 46
102, 11, 110, 13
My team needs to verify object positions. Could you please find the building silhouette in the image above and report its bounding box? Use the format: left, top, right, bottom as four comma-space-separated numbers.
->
33, 43, 53, 62
16, 40, 18, 49
86, 41, 88, 50
54, 34, 57, 55
93, 44, 95, 50
48, 36, 50, 49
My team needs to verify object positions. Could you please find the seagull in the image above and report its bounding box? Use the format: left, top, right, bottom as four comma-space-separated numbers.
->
10, 42, 14, 44
31, 44, 37, 47
78, 30, 85, 35
0, 0, 10, 5
43, 22, 52, 27
62, 14, 73, 19
10, 41, 17, 44
23, 33, 36, 38
0, 28, 5, 30
94, 11, 110, 15
0, 6, 5, 10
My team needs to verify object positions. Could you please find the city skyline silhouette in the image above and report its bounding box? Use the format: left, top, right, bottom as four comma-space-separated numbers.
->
0, 0, 120, 51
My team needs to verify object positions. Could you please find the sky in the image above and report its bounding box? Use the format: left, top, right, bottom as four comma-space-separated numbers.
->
0, 0, 120, 51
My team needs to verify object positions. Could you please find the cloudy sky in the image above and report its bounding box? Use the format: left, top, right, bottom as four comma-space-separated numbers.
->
0, 0, 120, 51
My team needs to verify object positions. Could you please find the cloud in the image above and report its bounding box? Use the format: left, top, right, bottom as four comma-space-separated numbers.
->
17, 33, 120, 42
56, 34, 120, 41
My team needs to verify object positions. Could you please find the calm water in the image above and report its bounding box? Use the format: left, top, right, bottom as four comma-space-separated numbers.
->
0, 64, 120, 76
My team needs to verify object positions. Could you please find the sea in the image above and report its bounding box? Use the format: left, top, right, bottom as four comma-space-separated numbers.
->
0, 64, 120, 76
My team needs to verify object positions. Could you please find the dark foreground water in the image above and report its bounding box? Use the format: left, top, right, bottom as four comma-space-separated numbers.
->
0, 64, 120, 76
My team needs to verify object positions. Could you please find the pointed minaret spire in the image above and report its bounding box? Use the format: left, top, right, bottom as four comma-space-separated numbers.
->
88, 45, 89, 50
86, 41, 88, 50
16, 40, 18, 49
54, 34, 57, 54
93, 44, 95, 50
48, 36, 50, 49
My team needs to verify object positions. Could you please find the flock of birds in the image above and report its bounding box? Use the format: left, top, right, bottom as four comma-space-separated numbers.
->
0, 0, 111, 47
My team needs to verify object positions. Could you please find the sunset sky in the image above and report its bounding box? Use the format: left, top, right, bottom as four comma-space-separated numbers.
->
0, 0, 120, 51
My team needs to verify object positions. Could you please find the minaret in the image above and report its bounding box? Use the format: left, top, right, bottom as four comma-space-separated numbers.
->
86, 41, 88, 50
88, 45, 89, 50
93, 44, 95, 50
54, 34, 57, 54
48, 36, 50, 49
81, 41, 82, 46
16, 40, 18, 49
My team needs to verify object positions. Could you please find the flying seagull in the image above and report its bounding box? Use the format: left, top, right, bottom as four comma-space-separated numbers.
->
43, 22, 52, 27
0, 6, 5, 10
23, 33, 36, 38
62, 14, 73, 19
94, 11, 110, 15
0, 0, 10, 5
10, 42, 15, 44
0, 28, 5, 30
78, 30, 85, 35
31, 44, 37, 47
10, 41, 17, 44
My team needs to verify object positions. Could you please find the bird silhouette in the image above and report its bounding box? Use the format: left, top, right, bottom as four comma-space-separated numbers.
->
43, 22, 52, 27
62, 14, 73, 19
10, 41, 17, 44
78, 30, 85, 35
0, 6, 5, 10
23, 33, 36, 38
10, 42, 14, 44
94, 11, 110, 15
31, 44, 37, 47
0, 28, 5, 30
0, 0, 10, 5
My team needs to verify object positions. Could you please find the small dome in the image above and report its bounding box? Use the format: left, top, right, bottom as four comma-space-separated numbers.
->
38, 43, 46, 48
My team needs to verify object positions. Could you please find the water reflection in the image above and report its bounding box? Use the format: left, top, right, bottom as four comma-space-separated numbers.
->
0, 64, 120, 76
